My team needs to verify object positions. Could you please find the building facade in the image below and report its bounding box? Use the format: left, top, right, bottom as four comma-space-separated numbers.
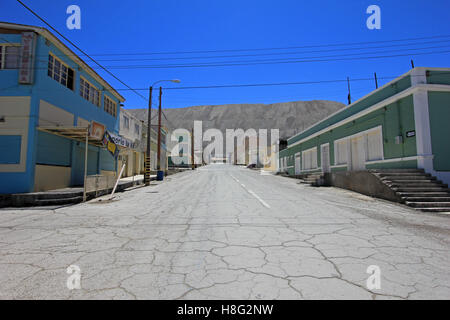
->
279, 67, 450, 186
0, 22, 124, 193
117, 108, 145, 177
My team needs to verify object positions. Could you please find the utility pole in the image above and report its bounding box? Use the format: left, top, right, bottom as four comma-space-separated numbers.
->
144, 86, 153, 186
157, 87, 162, 179
374, 72, 378, 89
347, 77, 352, 105
191, 128, 195, 170
411, 59, 415, 69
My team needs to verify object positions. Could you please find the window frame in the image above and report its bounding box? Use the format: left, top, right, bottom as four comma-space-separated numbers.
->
134, 123, 140, 135
104, 95, 117, 117
301, 147, 318, 171
79, 76, 101, 107
47, 52, 75, 90
0, 43, 21, 70
123, 115, 130, 129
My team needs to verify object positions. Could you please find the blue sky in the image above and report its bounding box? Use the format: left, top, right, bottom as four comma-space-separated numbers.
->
2, 0, 450, 109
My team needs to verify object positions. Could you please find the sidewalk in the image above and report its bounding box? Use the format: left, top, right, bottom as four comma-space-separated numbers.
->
0, 174, 155, 208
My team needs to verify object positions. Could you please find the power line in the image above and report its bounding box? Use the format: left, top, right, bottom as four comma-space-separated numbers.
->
18, 46, 450, 71
95, 49, 450, 69
35, 34, 450, 57
35, 38, 450, 61
15, 0, 147, 101
108, 72, 450, 91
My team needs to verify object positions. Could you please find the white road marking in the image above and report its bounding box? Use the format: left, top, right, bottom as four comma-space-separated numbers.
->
247, 190, 271, 209
230, 174, 271, 209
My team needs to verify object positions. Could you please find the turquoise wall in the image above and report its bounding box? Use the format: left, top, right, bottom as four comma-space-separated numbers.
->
280, 94, 418, 175
0, 135, 21, 164
287, 75, 411, 145
428, 91, 450, 171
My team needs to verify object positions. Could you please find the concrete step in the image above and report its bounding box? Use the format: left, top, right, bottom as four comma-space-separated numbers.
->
371, 169, 424, 173
414, 207, 450, 213
381, 177, 436, 182
405, 201, 450, 208
387, 182, 448, 188
12, 191, 83, 200
376, 172, 430, 177
393, 187, 449, 192
402, 196, 450, 202
397, 191, 450, 197
34, 196, 83, 206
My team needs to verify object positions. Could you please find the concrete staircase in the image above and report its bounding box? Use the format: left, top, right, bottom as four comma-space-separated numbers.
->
371, 169, 450, 213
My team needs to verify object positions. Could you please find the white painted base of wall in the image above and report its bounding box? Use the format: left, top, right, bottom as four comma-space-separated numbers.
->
34, 165, 71, 192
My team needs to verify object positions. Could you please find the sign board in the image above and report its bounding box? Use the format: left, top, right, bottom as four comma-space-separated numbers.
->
90, 121, 106, 140
19, 32, 36, 84
102, 131, 119, 158
110, 133, 137, 149
406, 130, 416, 138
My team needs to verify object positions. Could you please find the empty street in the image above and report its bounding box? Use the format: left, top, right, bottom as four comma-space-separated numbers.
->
0, 165, 449, 300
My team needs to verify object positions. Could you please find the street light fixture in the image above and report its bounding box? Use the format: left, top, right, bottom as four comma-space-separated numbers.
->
144, 79, 181, 186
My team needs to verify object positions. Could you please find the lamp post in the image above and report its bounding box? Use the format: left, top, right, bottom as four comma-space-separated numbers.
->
144, 79, 180, 186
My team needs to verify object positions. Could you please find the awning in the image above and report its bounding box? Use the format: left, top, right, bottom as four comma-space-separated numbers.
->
37, 126, 104, 147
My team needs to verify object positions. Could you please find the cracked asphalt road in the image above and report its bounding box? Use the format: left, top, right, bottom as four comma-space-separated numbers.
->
0, 164, 449, 299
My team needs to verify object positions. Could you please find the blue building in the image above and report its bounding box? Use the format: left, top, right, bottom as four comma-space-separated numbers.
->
0, 22, 125, 193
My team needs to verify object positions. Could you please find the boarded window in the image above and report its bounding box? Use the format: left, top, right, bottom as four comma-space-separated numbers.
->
367, 130, 383, 161
302, 147, 317, 170
335, 139, 349, 165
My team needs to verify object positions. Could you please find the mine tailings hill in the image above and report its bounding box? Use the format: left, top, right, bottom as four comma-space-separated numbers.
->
127, 100, 345, 140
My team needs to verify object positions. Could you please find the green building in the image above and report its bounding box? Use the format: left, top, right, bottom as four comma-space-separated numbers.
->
279, 67, 450, 190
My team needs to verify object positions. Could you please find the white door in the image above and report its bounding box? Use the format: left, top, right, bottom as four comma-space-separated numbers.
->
350, 136, 366, 171
321, 144, 330, 173
295, 153, 301, 174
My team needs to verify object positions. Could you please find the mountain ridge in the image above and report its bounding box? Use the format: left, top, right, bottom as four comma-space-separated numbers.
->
127, 100, 345, 140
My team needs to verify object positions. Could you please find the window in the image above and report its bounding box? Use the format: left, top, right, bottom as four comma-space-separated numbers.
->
134, 123, 140, 135
47, 54, 74, 90
79, 77, 100, 106
104, 96, 117, 117
123, 116, 129, 129
0, 45, 20, 69
302, 147, 318, 170
335, 139, 349, 165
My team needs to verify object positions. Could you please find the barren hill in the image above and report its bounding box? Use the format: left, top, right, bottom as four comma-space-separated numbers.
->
127, 100, 345, 140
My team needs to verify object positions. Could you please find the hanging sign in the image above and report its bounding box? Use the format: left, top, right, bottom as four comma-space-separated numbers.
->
102, 131, 119, 158
110, 133, 137, 149
89, 121, 106, 140
19, 32, 36, 84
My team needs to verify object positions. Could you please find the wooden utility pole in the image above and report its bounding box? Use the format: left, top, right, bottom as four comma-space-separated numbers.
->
157, 86, 162, 170
83, 126, 89, 202
144, 86, 152, 186
374, 72, 378, 89
347, 77, 352, 105
191, 127, 195, 170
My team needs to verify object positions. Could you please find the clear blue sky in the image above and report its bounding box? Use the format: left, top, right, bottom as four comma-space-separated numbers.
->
2, 0, 450, 109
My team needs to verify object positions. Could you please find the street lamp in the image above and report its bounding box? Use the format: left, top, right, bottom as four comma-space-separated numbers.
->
144, 79, 181, 186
